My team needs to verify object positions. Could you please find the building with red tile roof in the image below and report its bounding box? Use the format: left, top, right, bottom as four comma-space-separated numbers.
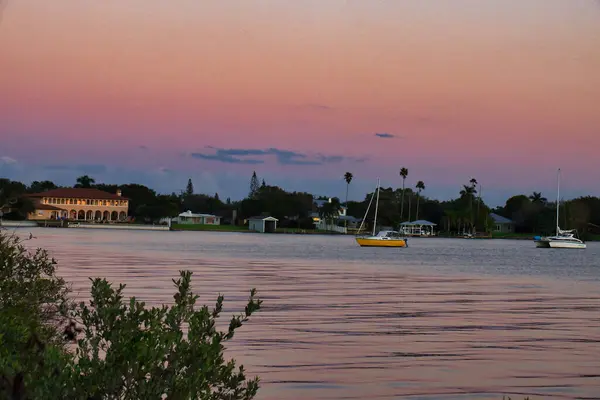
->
26, 188, 129, 221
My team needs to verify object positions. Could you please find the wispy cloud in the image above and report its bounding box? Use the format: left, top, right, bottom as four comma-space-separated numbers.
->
139, 145, 148, 150
374, 133, 395, 139
190, 147, 365, 166
0, 156, 17, 165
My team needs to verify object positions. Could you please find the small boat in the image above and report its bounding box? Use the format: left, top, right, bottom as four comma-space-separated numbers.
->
535, 228, 586, 249
356, 230, 408, 247
534, 168, 586, 250
355, 178, 408, 248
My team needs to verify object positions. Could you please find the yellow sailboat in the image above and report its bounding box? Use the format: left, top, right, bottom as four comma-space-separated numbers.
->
355, 178, 408, 248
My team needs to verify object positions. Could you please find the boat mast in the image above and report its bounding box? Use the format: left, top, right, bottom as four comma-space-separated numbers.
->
373, 178, 380, 236
356, 184, 376, 235
556, 168, 560, 235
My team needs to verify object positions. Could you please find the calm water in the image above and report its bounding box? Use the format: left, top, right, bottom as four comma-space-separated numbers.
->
15, 228, 600, 399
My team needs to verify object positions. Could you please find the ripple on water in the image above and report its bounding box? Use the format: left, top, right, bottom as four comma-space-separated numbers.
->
15, 228, 600, 400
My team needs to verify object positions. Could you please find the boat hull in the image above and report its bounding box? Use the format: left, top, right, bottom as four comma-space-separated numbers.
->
355, 237, 408, 248
535, 239, 586, 249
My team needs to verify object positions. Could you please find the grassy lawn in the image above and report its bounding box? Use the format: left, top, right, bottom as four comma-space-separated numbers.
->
171, 223, 248, 232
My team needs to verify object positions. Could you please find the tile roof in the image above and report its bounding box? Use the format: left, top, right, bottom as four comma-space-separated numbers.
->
34, 204, 64, 211
27, 188, 127, 200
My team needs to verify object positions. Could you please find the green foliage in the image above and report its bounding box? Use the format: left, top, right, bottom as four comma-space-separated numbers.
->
185, 178, 194, 196
61, 271, 262, 399
74, 175, 96, 188
5, 175, 600, 237
0, 232, 263, 399
249, 171, 260, 199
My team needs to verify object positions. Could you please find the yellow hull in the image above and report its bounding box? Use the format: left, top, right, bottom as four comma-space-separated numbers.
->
355, 237, 408, 247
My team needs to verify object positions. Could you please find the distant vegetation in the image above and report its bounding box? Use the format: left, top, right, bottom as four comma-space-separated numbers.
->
2, 171, 599, 239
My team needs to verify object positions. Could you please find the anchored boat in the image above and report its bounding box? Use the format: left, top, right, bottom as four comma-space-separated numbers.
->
355, 178, 408, 248
534, 168, 586, 250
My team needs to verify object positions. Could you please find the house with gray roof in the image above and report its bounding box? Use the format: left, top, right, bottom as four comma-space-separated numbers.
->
489, 213, 515, 233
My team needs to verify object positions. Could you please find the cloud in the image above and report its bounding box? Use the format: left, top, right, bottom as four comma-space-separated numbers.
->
374, 133, 395, 139
45, 164, 108, 174
190, 147, 365, 166
138, 145, 148, 150
0, 156, 17, 165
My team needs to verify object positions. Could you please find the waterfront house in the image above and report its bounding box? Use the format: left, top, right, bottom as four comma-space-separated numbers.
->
248, 216, 278, 233
175, 210, 221, 225
489, 213, 515, 233
26, 188, 129, 221
312, 198, 357, 228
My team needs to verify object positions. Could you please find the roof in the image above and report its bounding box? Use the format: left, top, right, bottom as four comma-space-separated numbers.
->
489, 213, 513, 224
178, 210, 220, 218
248, 216, 279, 221
34, 204, 64, 211
27, 188, 127, 200
400, 220, 437, 226
314, 199, 328, 207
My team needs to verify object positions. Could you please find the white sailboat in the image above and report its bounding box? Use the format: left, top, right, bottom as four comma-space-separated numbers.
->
355, 178, 408, 247
535, 168, 586, 249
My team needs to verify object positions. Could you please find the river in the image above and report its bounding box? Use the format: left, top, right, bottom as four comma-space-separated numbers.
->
15, 228, 600, 399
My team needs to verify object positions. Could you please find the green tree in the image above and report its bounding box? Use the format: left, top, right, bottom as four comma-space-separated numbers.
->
185, 178, 194, 197
399, 167, 408, 222
415, 180, 425, 221
529, 192, 547, 205
343, 172, 353, 229
318, 198, 341, 226
74, 175, 95, 188
249, 172, 260, 199
28, 180, 58, 193
0, 232, 263, 399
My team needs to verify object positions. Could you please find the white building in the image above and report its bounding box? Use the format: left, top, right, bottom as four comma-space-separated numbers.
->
399, 220, 437, 236
175, 210, 221, 225
248, 216, 278, 233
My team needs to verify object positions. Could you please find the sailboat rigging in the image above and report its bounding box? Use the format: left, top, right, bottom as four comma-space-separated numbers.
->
534, 168, 586, 249
355, 179, 408, 248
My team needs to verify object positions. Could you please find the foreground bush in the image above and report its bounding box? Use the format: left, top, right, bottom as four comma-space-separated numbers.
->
0, 231, 262, 399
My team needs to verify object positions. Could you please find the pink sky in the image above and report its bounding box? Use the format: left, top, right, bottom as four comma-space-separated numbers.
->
0, 0, 599, 203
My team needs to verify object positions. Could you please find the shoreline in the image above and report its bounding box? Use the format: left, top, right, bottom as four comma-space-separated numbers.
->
2, 220, 597, 241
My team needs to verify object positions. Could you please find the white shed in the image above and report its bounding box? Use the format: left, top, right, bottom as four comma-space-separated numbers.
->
248, 216, 278, 233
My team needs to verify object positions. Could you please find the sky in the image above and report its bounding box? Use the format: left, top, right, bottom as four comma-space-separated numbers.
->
1, 0, 599, 206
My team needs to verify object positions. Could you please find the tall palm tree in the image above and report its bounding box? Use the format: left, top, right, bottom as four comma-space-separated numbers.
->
529, 192, 547, 204
415, 181, 425, 220
399, 167, 408, 221
75, 175, 95, 188
343, 172, 353, 230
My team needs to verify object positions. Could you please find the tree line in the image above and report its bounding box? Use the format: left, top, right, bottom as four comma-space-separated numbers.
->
1, 171, 599, 237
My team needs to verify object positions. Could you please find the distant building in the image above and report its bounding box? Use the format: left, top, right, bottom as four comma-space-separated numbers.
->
489, 213, 515, 233
248, 216, 278, 233
26, 188, 129, 221
399, 220, 437, 236
312, 198, 357, 229
175, 210, 221, 225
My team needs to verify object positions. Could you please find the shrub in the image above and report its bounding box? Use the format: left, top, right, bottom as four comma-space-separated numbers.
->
0, 231, 262, 399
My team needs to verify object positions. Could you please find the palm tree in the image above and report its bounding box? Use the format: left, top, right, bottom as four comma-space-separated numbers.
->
399, 167, 408, 221
75, 175, 95, 188
459, 180, 477, 232
415, 181, 425, 220
343, 172, 353, 230
529, 192, 547, 204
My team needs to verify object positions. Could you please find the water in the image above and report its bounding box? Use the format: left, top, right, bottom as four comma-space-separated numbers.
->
14, 228, 600, 399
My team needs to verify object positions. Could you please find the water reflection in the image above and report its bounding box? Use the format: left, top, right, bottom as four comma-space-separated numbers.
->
15, 228, 600, 399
